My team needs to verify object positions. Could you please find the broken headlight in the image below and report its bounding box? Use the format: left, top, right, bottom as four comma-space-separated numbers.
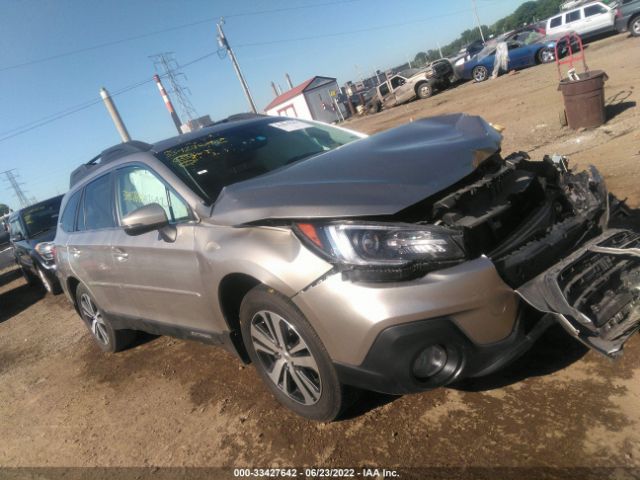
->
295, 222, 465, 281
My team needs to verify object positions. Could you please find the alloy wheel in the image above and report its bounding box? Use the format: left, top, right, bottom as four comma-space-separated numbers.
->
633, 18, 640, 36
540, 48, 555, 63
250, 310, 322, 405
80, 293, 109, 346
473, 66, 488, 82
418, 84, 431, 98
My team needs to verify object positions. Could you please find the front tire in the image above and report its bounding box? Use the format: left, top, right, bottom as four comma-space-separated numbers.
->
472, 65, 489, 82
75, 283, 136, 353
631, 16, 640, 37
416, 82, 433, 99
240, 286, 345, 421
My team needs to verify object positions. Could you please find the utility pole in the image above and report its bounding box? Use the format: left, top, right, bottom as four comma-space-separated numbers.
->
153, 74, 183, 134
99, 87, 131, 142
216, 18, 257, 113
471, 0, 486, 43
150, 53, 198, 123
1, 169, 30, 208
437, 42, 444, 59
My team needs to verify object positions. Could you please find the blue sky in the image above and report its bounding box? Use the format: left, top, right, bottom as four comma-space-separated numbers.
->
0, 0, 527, 209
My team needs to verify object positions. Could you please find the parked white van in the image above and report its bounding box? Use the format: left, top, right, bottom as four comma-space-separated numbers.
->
546, 1, 617, 38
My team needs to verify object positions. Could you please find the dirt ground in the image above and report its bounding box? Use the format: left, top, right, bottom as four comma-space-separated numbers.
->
1, 33, 639, 479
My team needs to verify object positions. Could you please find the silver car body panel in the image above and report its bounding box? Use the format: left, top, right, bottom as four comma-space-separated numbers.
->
292, 256, 519, 366
210, 114, 502, 226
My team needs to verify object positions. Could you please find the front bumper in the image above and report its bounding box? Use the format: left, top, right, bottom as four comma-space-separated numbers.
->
334, 310, 554, 395
294, 228, 640, 395
517, 229, 640, 357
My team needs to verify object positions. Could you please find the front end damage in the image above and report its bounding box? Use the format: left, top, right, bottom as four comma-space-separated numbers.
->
395, 150, 639, 358
518, 230, 640, 357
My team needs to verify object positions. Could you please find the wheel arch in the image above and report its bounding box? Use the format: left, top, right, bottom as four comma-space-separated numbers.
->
218, 273, 263, 362
66, 276, 81, 313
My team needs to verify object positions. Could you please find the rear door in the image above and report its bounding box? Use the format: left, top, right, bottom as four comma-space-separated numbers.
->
67, 173, 122, 313
547, 15, 564, 35
564, 8, 584, 34
517, 229, 640, 357
109, 164, 212, 332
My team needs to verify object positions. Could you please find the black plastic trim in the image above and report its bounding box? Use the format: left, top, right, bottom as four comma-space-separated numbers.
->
334, 311, 555, 395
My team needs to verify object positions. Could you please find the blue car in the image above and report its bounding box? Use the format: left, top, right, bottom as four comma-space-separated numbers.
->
461, 37, 558, 82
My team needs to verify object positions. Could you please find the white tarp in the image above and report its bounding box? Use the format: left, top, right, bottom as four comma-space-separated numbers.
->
492, 42, 509, 79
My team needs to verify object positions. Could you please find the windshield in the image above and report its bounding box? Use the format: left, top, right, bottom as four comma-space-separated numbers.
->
21, 196, 62, 237
156, 118, 362, 203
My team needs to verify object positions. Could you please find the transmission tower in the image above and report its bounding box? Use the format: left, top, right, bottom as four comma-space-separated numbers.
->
1, 169, 30, 208
149, 53, 198, 123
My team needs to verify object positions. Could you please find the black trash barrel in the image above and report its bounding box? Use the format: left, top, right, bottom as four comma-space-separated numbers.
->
558, 70, 608, 129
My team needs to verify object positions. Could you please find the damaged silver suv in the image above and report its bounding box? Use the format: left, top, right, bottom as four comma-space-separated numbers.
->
55, 114, 640, 420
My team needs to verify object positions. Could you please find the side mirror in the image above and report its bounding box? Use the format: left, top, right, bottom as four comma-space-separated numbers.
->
122, 203, 169, 236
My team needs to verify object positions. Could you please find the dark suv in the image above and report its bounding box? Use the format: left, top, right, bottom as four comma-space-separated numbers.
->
55, 115, 639, 420
9, 195, 64, 293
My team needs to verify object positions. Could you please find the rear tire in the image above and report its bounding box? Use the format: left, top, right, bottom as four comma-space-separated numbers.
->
75, 283, 136, 353
537, 47, 555, 64
240, 285, 347, 421
472, 65, 489, 82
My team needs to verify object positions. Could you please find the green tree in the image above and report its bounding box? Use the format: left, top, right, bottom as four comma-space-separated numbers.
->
0, 204, 9, 216
414, 51, 429, 67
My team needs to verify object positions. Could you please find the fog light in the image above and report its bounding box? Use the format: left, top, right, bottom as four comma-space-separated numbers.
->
412, 345, 448, 379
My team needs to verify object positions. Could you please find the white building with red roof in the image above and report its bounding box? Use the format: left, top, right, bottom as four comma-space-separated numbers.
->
264, 76, 343, 123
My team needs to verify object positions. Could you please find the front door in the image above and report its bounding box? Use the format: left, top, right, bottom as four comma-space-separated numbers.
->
110, 165, 213, 333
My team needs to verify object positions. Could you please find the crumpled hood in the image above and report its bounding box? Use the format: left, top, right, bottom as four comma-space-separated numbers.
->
210, 113, 502, 226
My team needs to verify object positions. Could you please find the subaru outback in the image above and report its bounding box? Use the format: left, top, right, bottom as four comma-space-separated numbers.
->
55, 114, 640, 420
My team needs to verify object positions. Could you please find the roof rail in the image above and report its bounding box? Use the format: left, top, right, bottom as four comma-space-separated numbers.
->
69, 140, 152, 187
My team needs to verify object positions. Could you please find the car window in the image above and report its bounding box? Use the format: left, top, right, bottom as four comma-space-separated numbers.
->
81, 174, 115, 230
116, 166, 190, 223
19, 196, 62, 237
9, 218, 24, 239
550, 16, 562, 28
566, 10, 582, 22
60, 190, 82, 233
379, 83, 390, 96
584, 4, 607, 16
390, 76, 405, 89
156, 118, 362, 203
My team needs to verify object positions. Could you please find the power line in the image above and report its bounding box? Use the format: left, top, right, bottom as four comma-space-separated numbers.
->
1, 170, 30, 208
0, 6, 473, 144
150, 53, 198, 122
0, 51, 217, 144
234, 9, 472, 48
0, 0, 360, 73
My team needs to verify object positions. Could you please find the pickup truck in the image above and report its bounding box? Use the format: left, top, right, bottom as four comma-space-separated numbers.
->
366, 60, 454, 113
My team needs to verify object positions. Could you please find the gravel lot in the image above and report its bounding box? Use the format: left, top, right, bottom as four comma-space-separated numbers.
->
1, 32, 639, 479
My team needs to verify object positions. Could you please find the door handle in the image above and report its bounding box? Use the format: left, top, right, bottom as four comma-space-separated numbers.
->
112, 248, 129, 261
